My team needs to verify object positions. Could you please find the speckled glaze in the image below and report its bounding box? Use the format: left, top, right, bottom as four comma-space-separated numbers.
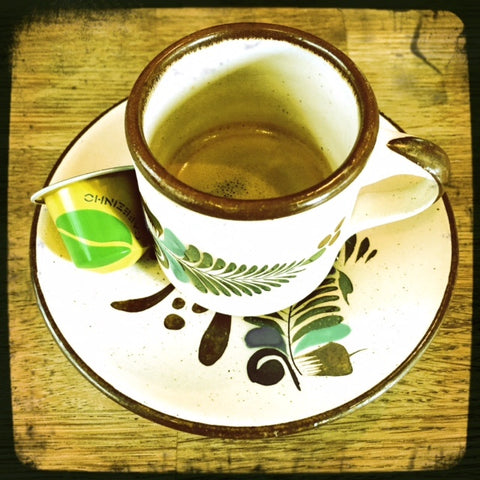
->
31, 100, 457, 438
125, 23, 449, 316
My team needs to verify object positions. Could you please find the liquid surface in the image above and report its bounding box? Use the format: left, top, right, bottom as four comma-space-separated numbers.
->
158, 123, 332, 199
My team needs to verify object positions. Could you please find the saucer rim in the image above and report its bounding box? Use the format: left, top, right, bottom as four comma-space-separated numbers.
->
29, 100, 459, 439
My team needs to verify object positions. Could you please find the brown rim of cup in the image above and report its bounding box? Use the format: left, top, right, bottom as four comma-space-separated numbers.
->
125, 22, 379, 221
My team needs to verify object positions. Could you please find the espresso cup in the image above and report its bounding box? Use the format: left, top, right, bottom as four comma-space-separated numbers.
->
125, 23, 449, 316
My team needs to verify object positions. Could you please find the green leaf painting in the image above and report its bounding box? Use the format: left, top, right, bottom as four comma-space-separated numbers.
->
110, 231, 379, 391
244, 233, 378, 388
56, 209, 133, 268
142, 204, 344, 298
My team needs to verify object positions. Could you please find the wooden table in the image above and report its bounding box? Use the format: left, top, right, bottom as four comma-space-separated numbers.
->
8, 7, 475, 474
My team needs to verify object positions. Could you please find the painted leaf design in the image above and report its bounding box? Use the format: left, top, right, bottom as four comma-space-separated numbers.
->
366, 249, 378, 262
56, 209, 133, 268
344, 234, 357, 263
163, 228, 187, 256
141, 206, 331, 297
176, 254, 322, 297
344, 233, 377, 265
291, 314, 343, 344
295, 342, 353, 376
244, 266, 353, 358
290, 272, 343, 346
356, 237, 370, 262
293, 323, 351, 355
164, 250, 189, 283
184, 245, 201, 262
238, 233, 382, 384
141, 199, 163, 236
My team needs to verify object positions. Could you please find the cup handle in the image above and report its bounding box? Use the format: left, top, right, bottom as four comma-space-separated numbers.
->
348, 124, 450, 235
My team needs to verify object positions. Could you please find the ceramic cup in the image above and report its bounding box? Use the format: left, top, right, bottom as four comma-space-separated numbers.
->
125, 23, 449, 316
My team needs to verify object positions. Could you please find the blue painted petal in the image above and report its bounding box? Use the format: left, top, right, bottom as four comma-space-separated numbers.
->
245, 326, 286, 352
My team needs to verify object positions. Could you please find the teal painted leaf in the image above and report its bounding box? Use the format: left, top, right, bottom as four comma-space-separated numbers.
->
292, 315, 343, 343
293, 323, 351, 355
165, 250, 189, 283
163, 228, 187, 256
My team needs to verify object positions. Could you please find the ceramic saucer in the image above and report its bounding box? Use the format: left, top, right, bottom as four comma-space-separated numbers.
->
30, 100, 458, 438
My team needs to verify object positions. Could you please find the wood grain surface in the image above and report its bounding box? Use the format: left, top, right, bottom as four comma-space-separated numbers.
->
8, 7, 475, 474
